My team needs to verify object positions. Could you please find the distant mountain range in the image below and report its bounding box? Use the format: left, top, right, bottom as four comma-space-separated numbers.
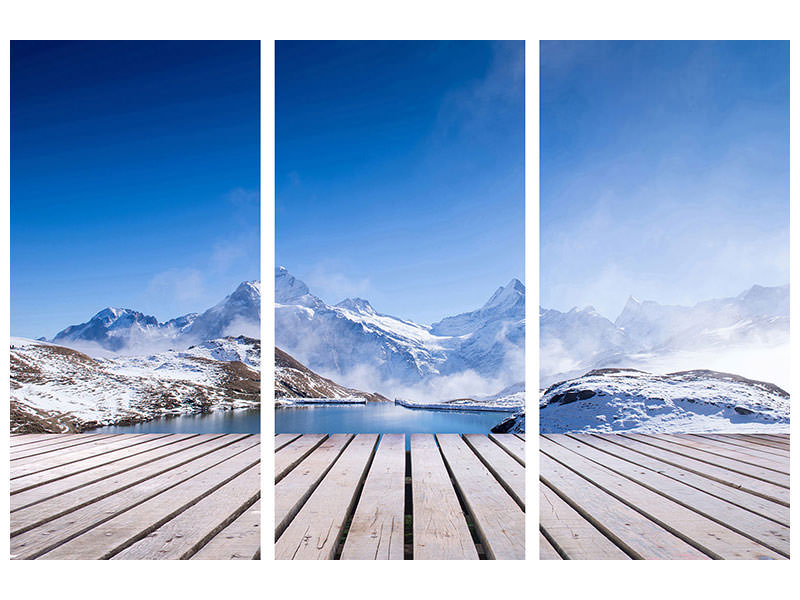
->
51, 281, 261, 353
275, 266, 525, 394
541, 284, 789, 387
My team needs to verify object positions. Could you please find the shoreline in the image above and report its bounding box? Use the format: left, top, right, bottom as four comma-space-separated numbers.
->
11, 400, 260, 434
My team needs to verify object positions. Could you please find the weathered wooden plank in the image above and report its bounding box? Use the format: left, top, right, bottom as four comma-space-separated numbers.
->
36, 443, 261, 560
693, 434, 791, 459
437, 434, 525, 560
340, 434, 405, 560
11, 434, 136, 462
275, 434, 378, 560
632, 434, 789, 488
274, 434, 353, 538
190, 499, 261, 560
612, 434, 789, 506
741, 433, 790, 443
410, 434, 478, 560
11, 434, 124, 457
731, 434, 791, 451
463, 433, 525, 509
541, 436, 783, 559
662, 434, 789, 474
698, 434, 790, 455
111, 464, 261, 560
10, 435, 245, 535
541, 450, 709, 560
539, 531, 562, 560
556, 435, 789, 556
275, 434, 327, 482
10, 434, 210, 494
10, 434, 201, 511
539, 481, 630, 560
10, 434, 204, 511
10, 434, 62, 447
591, 434, 789, 527
275, 434, 302, 452
11, 434, 174, 481
10, 436, 260, 559
489, 433, 525, 466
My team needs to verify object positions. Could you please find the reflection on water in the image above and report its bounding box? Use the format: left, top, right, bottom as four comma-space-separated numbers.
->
95, 408, 261, 434
275, 402, 506, 436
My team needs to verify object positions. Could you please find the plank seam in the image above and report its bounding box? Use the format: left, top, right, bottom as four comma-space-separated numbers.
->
538, 475, 642, 560
11, 434, 180, 486
10, 435, 251, 536
692, 434, 791, 458
273, 434, 355, 541
180, 489, 262, 559
332, 435, 381, 560
541, 439, 722, 559
462, 435, 525, 512
587, 434, 789, 527
10, 434, 208, 513
435, 435, 486, 560
545, 436, 788, 559
654, 435, 790, 475
624, 434, 790, 491
100, 459, 262, 560
20, 438, 260, 559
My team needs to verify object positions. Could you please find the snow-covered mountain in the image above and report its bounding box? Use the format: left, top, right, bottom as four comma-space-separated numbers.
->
540, 368, 790, 433
52, 281, 261, 354
10, 336, 260, 433
540, 284, 789, 388
275, 267, 525, 395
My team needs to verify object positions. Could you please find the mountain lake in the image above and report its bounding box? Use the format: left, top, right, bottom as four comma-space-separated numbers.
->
275, 402, 511, 440
96, 407, 261, 434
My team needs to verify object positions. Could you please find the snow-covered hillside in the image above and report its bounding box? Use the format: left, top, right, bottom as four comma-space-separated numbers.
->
52, 281, 261, 354
540, 368, 790, 434
541, 284, 789, 388
275, 347, 389, 402
10, 336, 260, 433
275, 266, 525, 396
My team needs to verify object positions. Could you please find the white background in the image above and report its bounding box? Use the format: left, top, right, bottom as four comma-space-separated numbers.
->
1, 1, 797, 597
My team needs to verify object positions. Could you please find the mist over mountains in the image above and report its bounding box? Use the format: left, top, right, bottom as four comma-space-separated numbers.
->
51, 281, 261, 355
275, 266, 525, 399
541, 284, 790, 389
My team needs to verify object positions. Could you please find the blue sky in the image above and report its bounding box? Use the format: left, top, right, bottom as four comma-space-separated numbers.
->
541, 41, 789, 319
276, 41, 525, 325
11, 41, 260, 338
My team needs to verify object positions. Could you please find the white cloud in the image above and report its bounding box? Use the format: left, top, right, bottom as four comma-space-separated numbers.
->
146, 268, 206, 304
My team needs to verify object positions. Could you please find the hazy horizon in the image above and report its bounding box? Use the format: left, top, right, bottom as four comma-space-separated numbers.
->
540, 41, 789, 319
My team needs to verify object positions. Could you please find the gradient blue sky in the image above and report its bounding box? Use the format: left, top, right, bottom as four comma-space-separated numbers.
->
541, 41, 789, 319
276, 41, 525, 325
11, 41, 260, 338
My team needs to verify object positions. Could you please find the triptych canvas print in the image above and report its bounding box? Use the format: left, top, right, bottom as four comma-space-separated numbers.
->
8, 39, 790, 561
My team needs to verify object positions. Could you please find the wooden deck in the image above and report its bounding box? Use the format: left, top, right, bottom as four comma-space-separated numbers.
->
539, 433, 790, 560
274, 433, 526, 560
10, 433, 261, 560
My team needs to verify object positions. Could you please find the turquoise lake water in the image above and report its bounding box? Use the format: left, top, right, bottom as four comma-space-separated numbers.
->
94, 403, 510, 435
96, 408, 261, 433
275, 402, 508, 435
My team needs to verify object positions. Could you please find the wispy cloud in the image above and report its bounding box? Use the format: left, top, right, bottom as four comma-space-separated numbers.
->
145, 187, 259, 312
432, 41, 523, 145
146, 268, 206, 304
304, 261, 372, 304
